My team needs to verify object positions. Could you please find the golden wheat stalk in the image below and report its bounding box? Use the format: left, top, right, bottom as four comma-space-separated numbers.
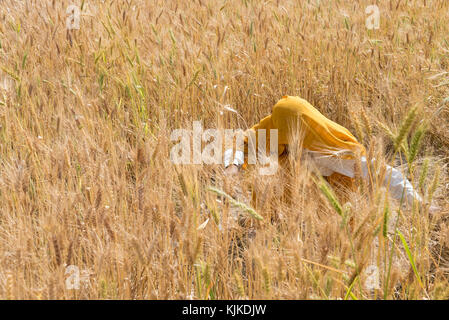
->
207, 186, 264, 221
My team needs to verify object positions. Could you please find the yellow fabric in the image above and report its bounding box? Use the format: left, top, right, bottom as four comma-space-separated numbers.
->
241, 95, 365, 168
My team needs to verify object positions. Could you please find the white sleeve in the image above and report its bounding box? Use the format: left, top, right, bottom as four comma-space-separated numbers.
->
382, 164, 422, 206
233, 150, 244, 166
312, 153, 421, 206
224, 149, 233, 167
224, 149, 244, 168
309, 152, 355, 177
360, 157, 421, 206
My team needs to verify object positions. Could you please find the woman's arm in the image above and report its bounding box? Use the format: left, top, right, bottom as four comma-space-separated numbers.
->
381, 162, 422, 206
223, 115, 285, 171
312, 154, 422, 206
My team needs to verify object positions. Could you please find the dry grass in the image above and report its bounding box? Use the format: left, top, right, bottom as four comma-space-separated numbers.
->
0, 0, 448, 299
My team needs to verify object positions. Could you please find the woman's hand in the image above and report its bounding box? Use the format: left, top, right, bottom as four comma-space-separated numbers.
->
429, 205, 440, 215
224, 164, 239, 176
223, 165, 239, 197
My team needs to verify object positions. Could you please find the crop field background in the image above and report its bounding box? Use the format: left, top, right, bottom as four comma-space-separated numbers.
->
0, 0, 448, 299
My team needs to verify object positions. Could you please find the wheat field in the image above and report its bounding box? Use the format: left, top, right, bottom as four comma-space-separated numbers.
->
0, 0, 448, 300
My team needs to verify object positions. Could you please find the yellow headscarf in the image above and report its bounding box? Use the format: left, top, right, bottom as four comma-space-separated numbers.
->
243, 95, 365, 167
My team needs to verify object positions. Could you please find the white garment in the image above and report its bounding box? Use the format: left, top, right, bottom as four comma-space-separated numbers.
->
307, 150, 421, 206
224, 149, 245, 167
224, 148, 421, 206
